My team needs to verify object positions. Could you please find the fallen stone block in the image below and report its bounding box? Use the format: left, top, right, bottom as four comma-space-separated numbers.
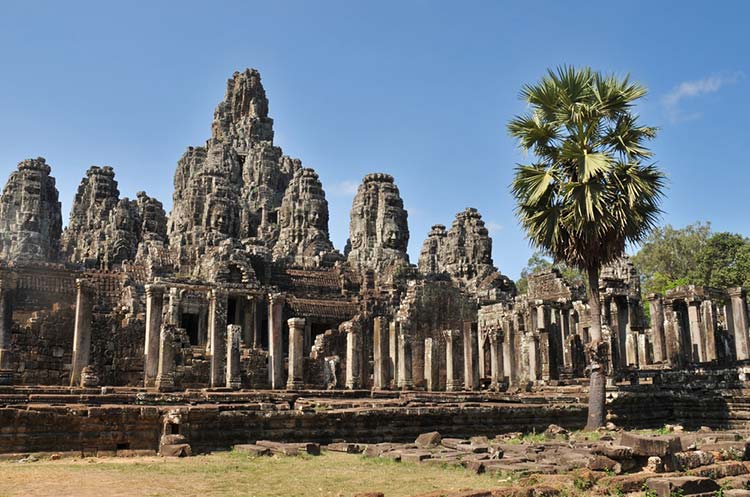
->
591, 443, 634, 460
598, 473, 677, 494
363, 443, 397, 457
700, 441, 750, 460
327, 442, 362, 453
725, 490, 750, 497
688, 462, 748, 479
401, 450, 432, 463
415, 431, 442, 449
159, 443, 191, 457
717, 474, 750, 490
646, 476, 719, 497
442, 438, 471, 450
674, 451, 715, 470
620, 432, 682, 457
233, 444, 271, 457
587, 455, 621, 474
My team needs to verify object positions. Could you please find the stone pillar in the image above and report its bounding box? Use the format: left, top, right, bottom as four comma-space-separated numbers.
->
70, 279, 93, 387
242, 295, 256, 346
648, 294, 666, 363
373, 317, 389, 390
167, 287, 181, 326
397, 329, 413, 390
463, 323, 478, 390
444, 329, 460, 391
663, 301, 681, 367
625, 331, 639, 367
388, 321, 399, 388
268, 293, 285, 389
687, 300, 706, 363
701, 300, 718, 362
253, 295, 264, 348
527, 334, 539, 382
287, 317, 305, 390
560, 308, 572, 369
502, 317, 515, 386
345, 321, 361, 389
144, 285, 164, 387
637, 333, 650, 366
0, 277, 16, 385
208, 289, 228, 388
226, 324, 242, 389
729, 288, 750, 361
478, 332, 487, 381
489, 331, 502, 390
424, 337, 439, 391
156, 324, 179, 391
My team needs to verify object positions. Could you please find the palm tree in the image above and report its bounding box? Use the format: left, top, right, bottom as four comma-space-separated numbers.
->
507, 66, 665, 429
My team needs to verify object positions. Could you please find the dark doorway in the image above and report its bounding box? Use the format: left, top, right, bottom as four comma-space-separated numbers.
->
227, 297, 238, 325
182, 313, 200, 345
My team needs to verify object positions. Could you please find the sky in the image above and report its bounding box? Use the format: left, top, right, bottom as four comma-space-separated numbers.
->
0, 1, 748, 280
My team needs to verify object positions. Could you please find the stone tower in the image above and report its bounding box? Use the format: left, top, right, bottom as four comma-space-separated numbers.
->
273, 168, 339, 267
168, 69, 305, 274
346, 173, 409, 273
419, 208, 514, 296
0, 157, 62, 263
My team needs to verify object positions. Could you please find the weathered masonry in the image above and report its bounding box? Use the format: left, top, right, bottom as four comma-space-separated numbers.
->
1, 68, 750, 454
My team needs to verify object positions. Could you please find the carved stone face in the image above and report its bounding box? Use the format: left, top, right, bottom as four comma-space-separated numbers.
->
210, 206, 230, 234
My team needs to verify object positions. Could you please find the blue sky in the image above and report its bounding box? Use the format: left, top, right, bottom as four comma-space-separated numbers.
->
1, 1, 748, 279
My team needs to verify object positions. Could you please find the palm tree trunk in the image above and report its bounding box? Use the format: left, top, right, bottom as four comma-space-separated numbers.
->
585, 266, 607, 430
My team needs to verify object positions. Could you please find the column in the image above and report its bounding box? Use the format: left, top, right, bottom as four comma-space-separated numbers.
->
625, 331, 638, 367
397, 329, 413, 390
70, 279, 93, 387
536, 304, 552, 381
444, 329, 460, 391
388, 321, 399, 389
286, 318, 305, 390
463, 322, 478, 390
560, 308, 573, 370
253, 295, 263, 348
648, 294, 667, 363
729, 288, 750, 361
477, 332, 487, 381
144, 285, 164, 387
502, 317, 515, 386
637, 333, 650, 366
242, 295, 256, 346
156, 324, 178, 391
208, 288, 228, 388
701, 300, 718, 362
226, 324, 242, 389
663, 301, 681, 367
167, 287, 181, 326
424, 337, 438, 391
373, 317, 389, 390
489, 331, 502, 390
268, 293, 285, 389
345, 321, 361, 389
0, 277, 15, 385
687, 300, 706, 363
527, 334, 539, 382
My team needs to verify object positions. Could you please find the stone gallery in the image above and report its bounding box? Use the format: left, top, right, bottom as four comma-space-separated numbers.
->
1, 69, 750, 459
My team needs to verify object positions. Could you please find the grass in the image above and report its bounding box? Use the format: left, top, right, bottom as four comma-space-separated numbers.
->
0, 450, 507, 497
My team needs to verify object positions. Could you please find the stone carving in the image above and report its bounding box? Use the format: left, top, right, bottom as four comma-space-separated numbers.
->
346, 173, 409, 273
168, 69, 303, 276
61, 166, 121, 267
273, 168, 340, 267
418, 208, 514, 297
61, 166, 167, 268
0, 158, 62, 262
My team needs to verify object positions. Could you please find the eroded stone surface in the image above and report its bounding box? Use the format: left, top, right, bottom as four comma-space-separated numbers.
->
0, 158, 62, 262
346, 173, 409, 274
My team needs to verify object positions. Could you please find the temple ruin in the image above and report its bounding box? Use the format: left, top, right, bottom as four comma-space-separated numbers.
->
1, 69, 750, 456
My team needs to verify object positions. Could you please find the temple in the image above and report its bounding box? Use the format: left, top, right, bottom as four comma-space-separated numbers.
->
1, 69, 749, 455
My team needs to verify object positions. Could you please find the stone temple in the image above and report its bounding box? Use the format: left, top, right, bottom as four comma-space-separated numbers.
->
2, 69, 750, 457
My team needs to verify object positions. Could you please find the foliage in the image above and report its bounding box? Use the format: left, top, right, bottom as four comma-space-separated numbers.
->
631, 222, 712, 295
516, 250, 586, 294
632, 223, 750, 295
692, 232, 750, 289
508, 66, 665, 275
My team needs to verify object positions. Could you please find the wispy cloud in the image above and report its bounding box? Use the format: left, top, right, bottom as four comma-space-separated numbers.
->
328, 180, 359, 196
663, 73, 742, 123
485, 221, 503, 235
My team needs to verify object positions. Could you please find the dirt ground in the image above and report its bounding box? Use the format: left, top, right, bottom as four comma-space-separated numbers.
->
0, 450, 503, 497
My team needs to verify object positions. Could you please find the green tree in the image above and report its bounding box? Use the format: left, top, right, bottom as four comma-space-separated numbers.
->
691, 232, 750, 289
507, 66, 665, 429
631, 222, 711, 295
516, 250, 585, 294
